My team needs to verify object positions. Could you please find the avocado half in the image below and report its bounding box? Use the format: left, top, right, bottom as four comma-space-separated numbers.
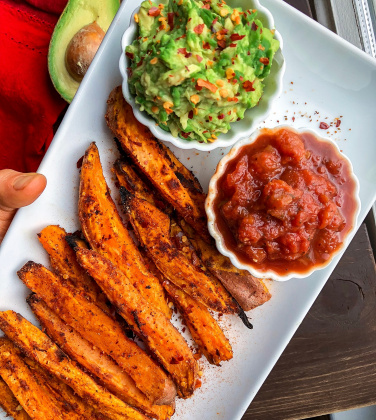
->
48, 0, 120, 103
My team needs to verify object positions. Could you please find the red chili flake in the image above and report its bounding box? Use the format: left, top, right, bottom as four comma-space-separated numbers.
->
202, 3, 210, 9
76, 156, 84, 169
178, 47, 192, 58
195, 84, 203, 91
218, 114, 224, 119
292, 116, 295, 122
239, 76, 244, 81
168, 12, 175, 29
195, 379, 202, 388
148, 7, 160, 16
228, 97, 239, 102
137, 57, 144, 67
188, 110, 193, 119
127, 67, 133, 77
170, 357, 180, 364
125, 52, 134, 60
181, 131, 191, 138
320, 122, 330, 129
212, 18, 218, 26
196, 54, 203, 63
203, 42, 211, 49
230, 33, 246, 41
182, 327, 186, 333
259, 57, 270, 65
243, 80, 255, 92
194, 24, 205, 34
336, 119, 341, 127
176, 34, 186, 41
177, 355, 184, 361
217, 40, 226, 49
229, 43, 236, 47
203, 130, 209, 133
209, 116, 213, 121
251, 22, 258, 31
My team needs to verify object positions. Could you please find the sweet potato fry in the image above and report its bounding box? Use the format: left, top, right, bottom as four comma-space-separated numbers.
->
122, 191, 238, 315
76, 248, 198, 399
0, 311, 149, 420
162, 280, 232, 365
23, 356, 108, 420
79, 142, 171, 318
28, 294, 174, 420
17, 262, 176, 405
0, 337, 66, 420
105, 86, 210, 242
38, 225, 109, 314
113, 159, 173, 216
177, 220, 272, 311
113, 154, 270, 312
0, 377, 31, 420
141, 250, 233, 365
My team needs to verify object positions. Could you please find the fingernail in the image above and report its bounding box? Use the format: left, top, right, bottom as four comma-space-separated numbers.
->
12, 174, 38, 191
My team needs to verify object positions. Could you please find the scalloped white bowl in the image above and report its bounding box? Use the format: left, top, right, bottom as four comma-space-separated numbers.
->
205, 126, 361, 281
119, 0, 285, 151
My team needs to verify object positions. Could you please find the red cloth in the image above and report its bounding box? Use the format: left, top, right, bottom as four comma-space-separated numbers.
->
0, 0, 67, 172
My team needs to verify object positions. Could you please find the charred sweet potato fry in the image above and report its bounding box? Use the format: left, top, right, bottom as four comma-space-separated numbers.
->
29, 294, 174, 420
105, 86, 210, 242
23, 356, 108, 420
159, 143, 202, 193
113, 159, 173, 216
141, 250, 233, 366
0, 338, 66, 420
76, 248, 198, 399
162, 281, 233, 365
113, 154, 270, 312
38, 225, 109, 314
17, 263, 176, 405
79, 142, 171, 318
0, 311, 150, 420
123, 191, 238, 315
0, 377, 31, 420
178, 221, 272, 311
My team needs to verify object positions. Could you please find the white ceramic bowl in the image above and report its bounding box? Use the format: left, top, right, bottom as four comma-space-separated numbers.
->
205, 126, 361, 281
119, 0, 285, 151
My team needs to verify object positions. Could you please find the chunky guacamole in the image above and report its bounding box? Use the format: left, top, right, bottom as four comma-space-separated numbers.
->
126, 0, 280, 142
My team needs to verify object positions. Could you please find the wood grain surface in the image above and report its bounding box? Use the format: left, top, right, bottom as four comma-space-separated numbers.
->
243, 224, 376, 419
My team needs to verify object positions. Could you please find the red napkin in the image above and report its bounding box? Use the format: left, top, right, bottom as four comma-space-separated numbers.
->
0, 0, 68, 173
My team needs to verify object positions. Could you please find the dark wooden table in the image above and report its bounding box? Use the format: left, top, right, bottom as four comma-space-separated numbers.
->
243, 1, 376, 419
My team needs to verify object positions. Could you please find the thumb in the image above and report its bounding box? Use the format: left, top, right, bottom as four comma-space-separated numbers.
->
0, 170, 47, 242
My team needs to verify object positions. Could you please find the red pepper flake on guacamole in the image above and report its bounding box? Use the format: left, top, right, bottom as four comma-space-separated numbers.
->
126, 0, 280, 142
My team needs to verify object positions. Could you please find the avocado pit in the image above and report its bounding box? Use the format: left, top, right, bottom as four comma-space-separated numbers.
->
65, 22, 105, 82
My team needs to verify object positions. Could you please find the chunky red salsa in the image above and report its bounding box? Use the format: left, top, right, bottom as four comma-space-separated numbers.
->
213, 128, 358, 275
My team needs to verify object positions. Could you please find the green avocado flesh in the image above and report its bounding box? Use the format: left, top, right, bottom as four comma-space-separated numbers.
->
48, 0, 119, 103
126, 0, 280, 142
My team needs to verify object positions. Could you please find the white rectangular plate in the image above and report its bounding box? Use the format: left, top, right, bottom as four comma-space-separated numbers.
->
1, 1, 376, 419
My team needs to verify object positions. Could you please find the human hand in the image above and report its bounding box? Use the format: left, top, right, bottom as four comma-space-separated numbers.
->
0, 170, 47, 243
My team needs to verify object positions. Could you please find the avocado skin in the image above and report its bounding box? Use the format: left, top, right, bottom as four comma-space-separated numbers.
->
48, 0, 119, 103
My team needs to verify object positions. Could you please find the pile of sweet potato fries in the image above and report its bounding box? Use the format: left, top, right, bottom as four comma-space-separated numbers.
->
0, 87, 271, 420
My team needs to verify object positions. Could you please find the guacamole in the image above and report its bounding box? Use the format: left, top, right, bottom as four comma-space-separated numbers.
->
126, 0, 280, 142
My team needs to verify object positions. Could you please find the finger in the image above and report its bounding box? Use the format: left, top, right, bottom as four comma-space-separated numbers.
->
0, 170, 47, 242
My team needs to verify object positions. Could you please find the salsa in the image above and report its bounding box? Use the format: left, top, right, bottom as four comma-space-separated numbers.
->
213, 128, 358, 275
126, 0, 280, 142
